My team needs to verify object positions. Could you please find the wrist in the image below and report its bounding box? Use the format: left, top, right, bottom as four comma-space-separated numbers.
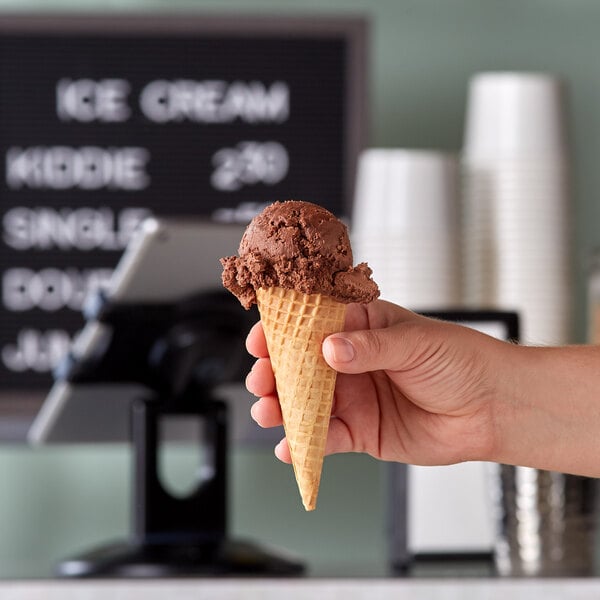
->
485, 342, 534, 466
488, 344, 600, 476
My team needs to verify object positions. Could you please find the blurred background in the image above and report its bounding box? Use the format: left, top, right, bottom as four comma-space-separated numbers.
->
1, 0, 600, 578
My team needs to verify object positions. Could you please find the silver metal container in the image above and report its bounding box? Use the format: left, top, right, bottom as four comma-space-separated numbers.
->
491, 465, 597, 576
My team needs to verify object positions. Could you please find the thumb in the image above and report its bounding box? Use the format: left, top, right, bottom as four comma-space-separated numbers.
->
322, 322, 423, 374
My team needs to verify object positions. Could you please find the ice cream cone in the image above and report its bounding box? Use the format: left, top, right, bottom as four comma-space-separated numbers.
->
221, 200, 379, 510
256, 285, 347, 511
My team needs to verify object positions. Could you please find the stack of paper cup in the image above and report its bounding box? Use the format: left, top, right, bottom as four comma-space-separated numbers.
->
462, 72, 572, 345
351, 149, 460, 310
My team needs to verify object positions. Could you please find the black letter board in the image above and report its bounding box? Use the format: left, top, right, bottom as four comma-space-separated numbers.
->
0, 14, 367, 397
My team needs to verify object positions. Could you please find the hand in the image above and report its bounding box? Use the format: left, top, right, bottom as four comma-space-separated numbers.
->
245, 299, 513, 466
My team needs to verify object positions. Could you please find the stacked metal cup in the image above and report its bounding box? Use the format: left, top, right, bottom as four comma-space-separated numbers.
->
491, 466, 596, 577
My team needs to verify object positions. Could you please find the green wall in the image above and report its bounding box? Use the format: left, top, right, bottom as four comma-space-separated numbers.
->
1, 0, 600, 577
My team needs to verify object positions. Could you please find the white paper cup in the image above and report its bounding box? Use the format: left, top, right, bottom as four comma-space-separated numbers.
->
352, 148, 461, 310
353, 148, 391, 233
463, 72, 568, 163
353, 148, 459, 237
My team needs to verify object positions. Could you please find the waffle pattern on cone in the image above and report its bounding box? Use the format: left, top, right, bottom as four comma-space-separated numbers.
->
256, 286, 347, 510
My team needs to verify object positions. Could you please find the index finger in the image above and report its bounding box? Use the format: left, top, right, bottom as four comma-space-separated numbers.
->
246, 320, 269, 358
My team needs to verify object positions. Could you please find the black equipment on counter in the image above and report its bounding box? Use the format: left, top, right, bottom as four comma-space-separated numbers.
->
53, 288, 303, 577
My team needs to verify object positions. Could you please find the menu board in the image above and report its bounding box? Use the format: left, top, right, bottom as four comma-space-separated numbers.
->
0, 15, 367, 390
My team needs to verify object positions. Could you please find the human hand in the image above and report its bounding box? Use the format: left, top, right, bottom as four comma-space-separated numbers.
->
246, 299, 513, 467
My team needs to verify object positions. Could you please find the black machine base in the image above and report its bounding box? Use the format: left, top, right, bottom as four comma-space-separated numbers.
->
56, 537, 305, 578
55, 292, 305, 578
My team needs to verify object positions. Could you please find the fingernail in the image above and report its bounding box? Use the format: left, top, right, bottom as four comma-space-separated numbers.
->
245, 365, 258, 395
245, 369, 254, 387
274, 439, 285, 458
324, 336, 355, 363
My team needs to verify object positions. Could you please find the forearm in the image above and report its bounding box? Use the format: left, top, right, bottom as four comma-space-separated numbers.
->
490, 343, 600, 476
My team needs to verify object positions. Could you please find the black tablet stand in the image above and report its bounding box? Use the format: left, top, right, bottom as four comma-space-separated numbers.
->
54, 290, 304, 577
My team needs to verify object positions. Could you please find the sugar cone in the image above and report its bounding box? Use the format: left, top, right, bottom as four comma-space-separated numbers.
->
256, 286, 346, 510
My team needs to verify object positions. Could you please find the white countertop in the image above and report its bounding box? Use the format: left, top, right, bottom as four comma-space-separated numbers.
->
1, 578, 600, 600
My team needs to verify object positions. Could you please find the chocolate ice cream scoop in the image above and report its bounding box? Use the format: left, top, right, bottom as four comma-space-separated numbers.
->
221, 200, 379, 309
